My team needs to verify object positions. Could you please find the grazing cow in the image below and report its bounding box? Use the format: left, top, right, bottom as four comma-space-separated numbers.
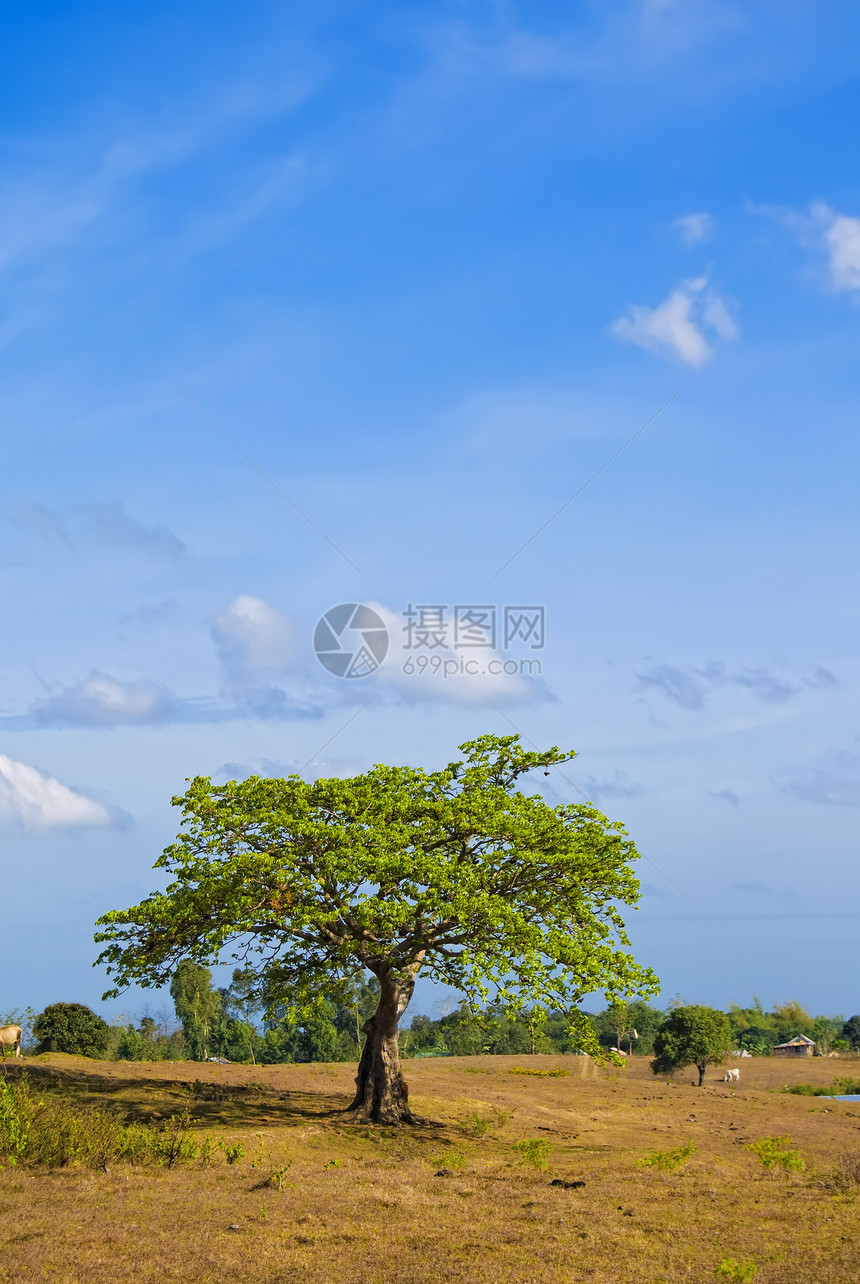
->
0, 1025, 22, 1058
722, 1067, 739, 1083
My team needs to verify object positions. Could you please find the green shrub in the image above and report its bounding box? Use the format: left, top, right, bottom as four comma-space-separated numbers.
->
831, 1077, 860, 1096
507, 1066, 570, 1078
0, 1076, 212, 1170
466, 1112, 493, 1136
638, 1141, 695, 1172
221, 1141, 245, 1165
33, 1003, 110, 1058
744, 1135, 805, 1176
513, 1138, 553, 1169
782, 1077, 860, 1097
433, 1148, 466, 1171
265, 1161, 295, 1190
715, 1258, 757, 1281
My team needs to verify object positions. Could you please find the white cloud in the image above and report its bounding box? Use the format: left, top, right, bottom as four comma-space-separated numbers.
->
211, 595, 296, 681
812, 202, 860, 292
0, 755, 111, 829
611, 276, 737, 366
366, 601, 543, 706
30, 673, 178, 727
673, 211, 714, 245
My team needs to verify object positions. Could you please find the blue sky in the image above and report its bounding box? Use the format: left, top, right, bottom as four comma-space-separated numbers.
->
2, 0, 859, 1025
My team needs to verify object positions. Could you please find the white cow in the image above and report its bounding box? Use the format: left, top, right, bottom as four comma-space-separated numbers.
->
722, 1067, 739, 1083
0, 1025, 22, 1058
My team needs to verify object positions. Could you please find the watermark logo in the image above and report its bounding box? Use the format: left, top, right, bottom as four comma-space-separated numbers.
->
403, 604, 545, 653
313, 601, 545, 681
313, 603, 389, 679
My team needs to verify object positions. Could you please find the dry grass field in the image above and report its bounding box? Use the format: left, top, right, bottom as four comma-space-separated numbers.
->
1, 1051, 857, 1284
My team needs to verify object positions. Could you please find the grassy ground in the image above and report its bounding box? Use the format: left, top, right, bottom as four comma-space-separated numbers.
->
1, 1051, 857, 1283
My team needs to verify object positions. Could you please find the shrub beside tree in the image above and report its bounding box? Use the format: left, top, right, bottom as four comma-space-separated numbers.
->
33, 1002, 110, 1058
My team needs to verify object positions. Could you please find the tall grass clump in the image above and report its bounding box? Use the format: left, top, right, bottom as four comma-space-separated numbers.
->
0, 1076, 211, 1169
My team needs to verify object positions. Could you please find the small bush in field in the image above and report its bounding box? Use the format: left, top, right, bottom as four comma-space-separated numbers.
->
745, 1135, 805, 1176
467, 1112, 491, 1136
221, 1141, 246, 1165
266, 1161, 295, 1190
638, 1141, 695, 1172
715, 1258, 757, 1281
0, 1076, 214, 1170
831, 1077, 860, 1096
513, 1138, 553, 1169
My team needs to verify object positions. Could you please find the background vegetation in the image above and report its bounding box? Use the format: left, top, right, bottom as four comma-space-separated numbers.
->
5, 983, 857, 1066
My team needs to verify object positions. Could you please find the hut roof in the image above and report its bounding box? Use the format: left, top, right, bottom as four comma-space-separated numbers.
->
774, 1035, 815, 1048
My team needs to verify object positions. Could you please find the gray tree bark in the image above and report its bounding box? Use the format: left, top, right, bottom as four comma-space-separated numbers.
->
347, 972, 416, 1125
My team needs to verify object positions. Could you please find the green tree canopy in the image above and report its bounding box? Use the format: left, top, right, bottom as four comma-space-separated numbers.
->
95, 734, 658, 1123
842, 1015, 860, 1050
771, 999, 815, 1043
33, 1002, 110, 1059
169, 961, 223, 1061
651, 1004, 733, 1086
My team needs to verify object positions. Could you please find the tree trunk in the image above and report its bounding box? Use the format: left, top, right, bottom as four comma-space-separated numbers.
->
347, 972, 415, 1125
697, 1062, 706, 1086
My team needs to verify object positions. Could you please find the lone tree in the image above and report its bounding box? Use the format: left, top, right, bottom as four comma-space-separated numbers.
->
651, 1004, 733, 1086
95, 735, 658, 1123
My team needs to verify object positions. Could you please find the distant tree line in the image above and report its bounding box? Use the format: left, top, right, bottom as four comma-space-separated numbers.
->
6, 983, 859, 1063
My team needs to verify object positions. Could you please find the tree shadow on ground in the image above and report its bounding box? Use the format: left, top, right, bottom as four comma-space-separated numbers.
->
0, 1060, 452, 1138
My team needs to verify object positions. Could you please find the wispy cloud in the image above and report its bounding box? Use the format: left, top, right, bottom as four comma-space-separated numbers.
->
811, 202, 860, 292
708, 788, 740, 805
636, 660, 834, 710
636, 663, 708, 710
673, 211, 714, 245
611, 276, 737, 366
583, 771, 644, 802
28, 673, 191, 728
0, 754, 111, 829
9, 499, 185, 561
0, 71, 320, 282
752, 200, 860, 295
0, 669, 321, 731
790, 754, 860, 806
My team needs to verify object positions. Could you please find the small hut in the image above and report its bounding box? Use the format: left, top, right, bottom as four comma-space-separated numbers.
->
773, 1034, 815, 1058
